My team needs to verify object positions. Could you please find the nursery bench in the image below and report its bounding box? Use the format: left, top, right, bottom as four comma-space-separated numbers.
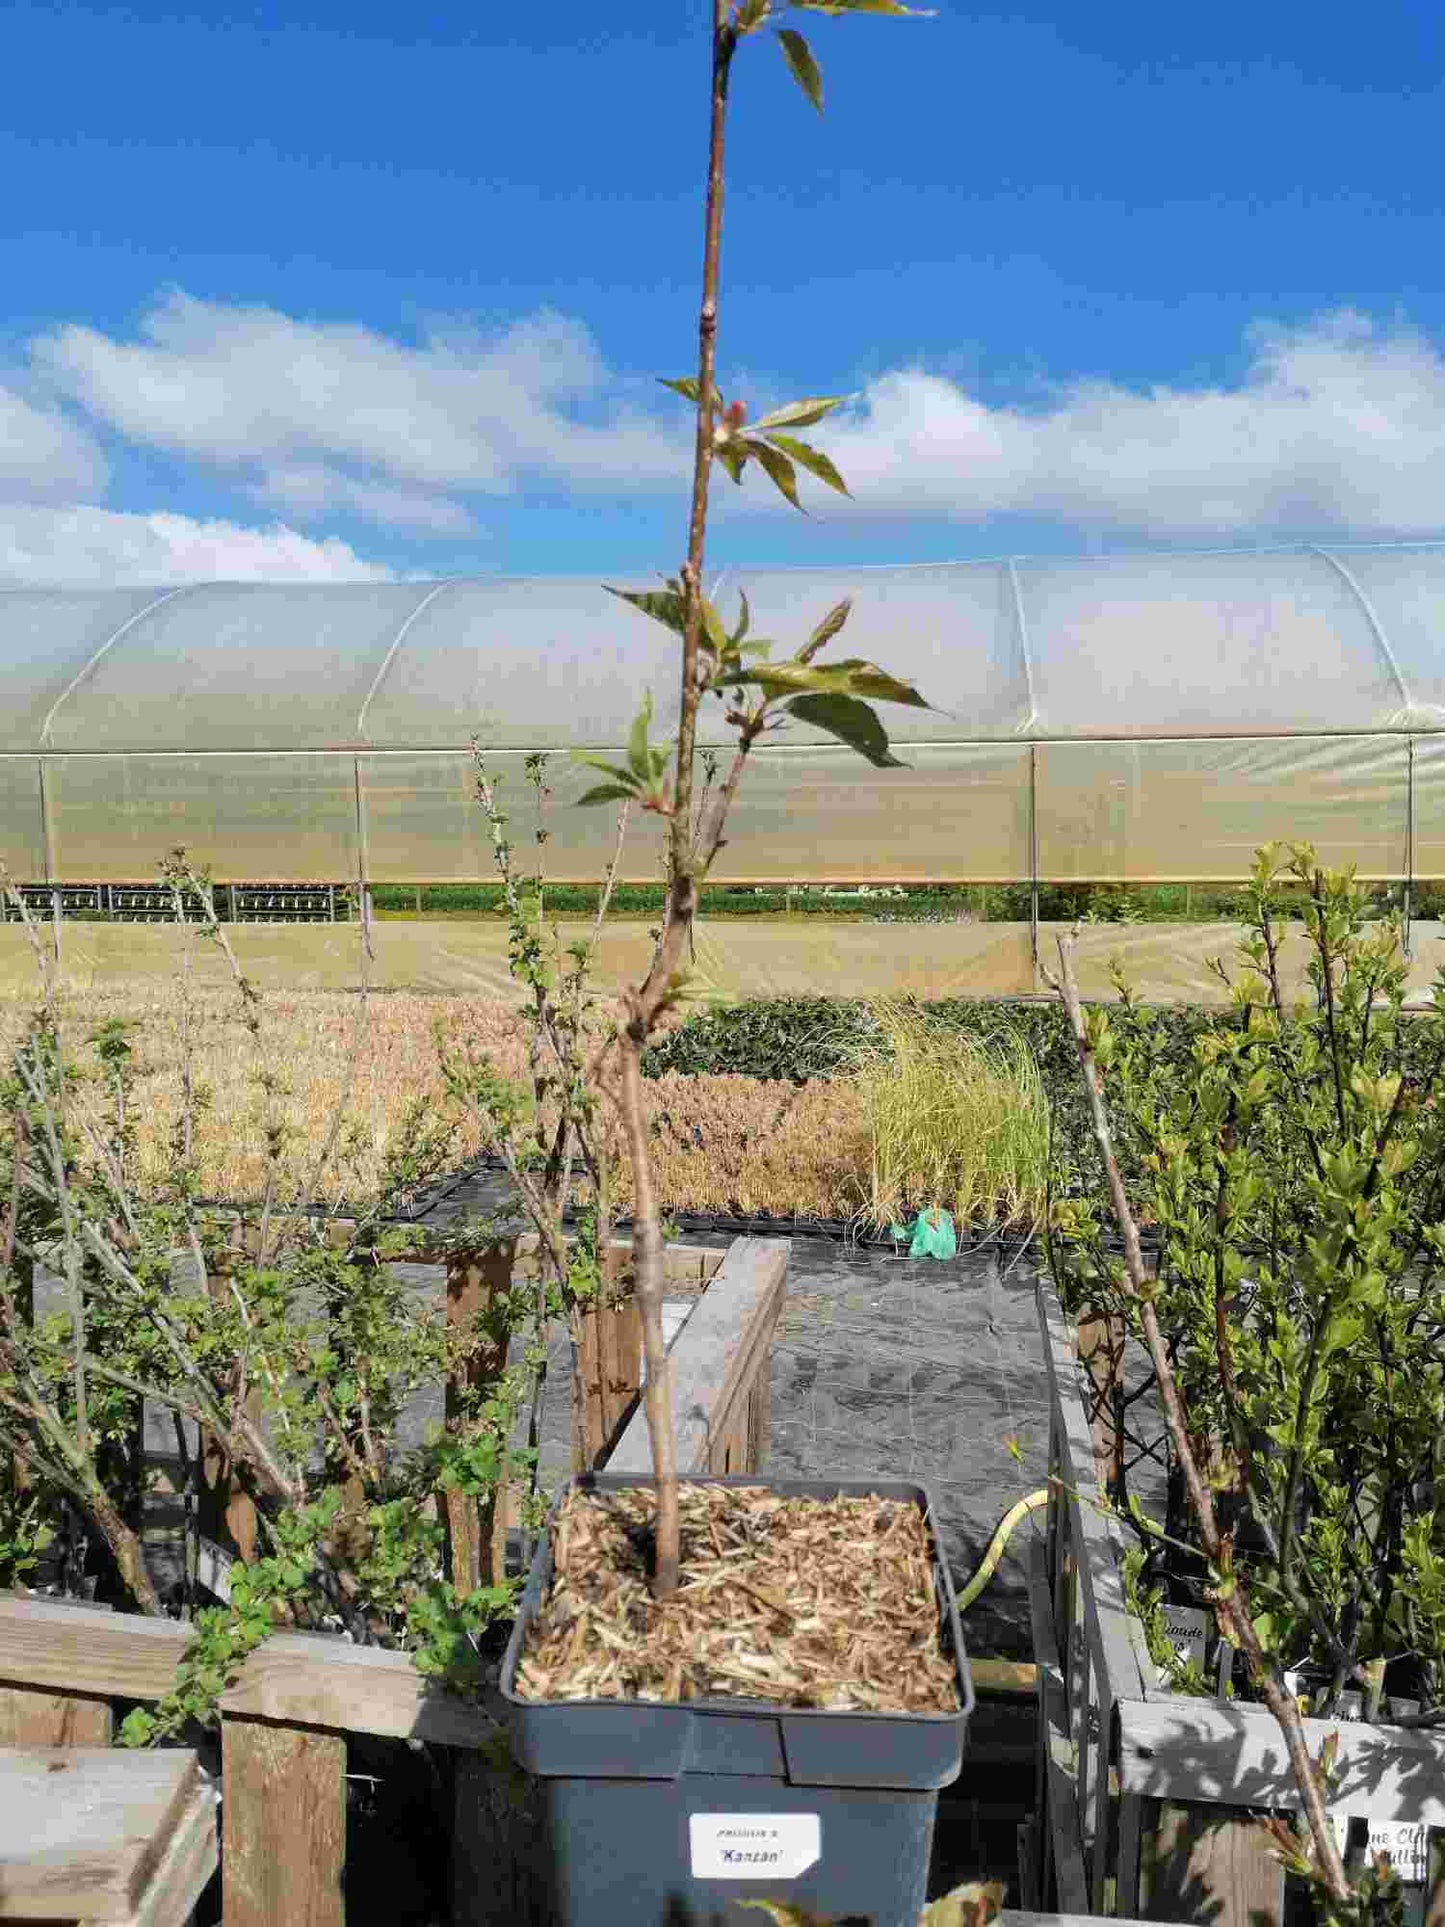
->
0, 1744, 217, 1925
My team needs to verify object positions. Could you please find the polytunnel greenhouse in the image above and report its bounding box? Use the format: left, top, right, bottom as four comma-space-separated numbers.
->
3, 543, 1445, 912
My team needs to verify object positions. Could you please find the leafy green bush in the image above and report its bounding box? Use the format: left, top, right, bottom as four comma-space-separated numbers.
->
1049, 843, 1445, 1722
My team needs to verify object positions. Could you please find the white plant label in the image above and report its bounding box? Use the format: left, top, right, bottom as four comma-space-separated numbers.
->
1367, 1821, 1429, 1886
195, 1535, 234, 1603
689, 1813, 821, 1881
1322, 1817, 1428, 1884
1161, 1604, 1209, 1670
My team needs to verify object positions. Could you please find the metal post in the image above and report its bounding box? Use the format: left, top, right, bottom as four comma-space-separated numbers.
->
353, 758, 373, 962
1029, 745, 1041, 973
36, 758, 60, 965
1405, 736, 1416, 963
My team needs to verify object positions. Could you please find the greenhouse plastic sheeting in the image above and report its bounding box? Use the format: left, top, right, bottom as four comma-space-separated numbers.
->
4, 917, 1444, 1008
4, 545, 1445, 885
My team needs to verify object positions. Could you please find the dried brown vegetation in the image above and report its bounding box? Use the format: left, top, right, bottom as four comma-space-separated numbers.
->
514, 1483, 961, 1713
0, 984, 1047, 1228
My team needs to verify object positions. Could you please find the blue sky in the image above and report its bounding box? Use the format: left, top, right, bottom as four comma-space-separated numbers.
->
3, 0, 1444, 583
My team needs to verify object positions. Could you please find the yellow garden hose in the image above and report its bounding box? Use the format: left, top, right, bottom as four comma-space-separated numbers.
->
954, 1488, 1050, 1611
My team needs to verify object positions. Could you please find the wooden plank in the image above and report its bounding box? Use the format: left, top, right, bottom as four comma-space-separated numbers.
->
963, 1659, 1039, 1697
127, 1783, 219, 1927
1090, 1659, 1114, 1912
0, 1746, 197, 1921
1138, 1799, 1285, 1927
0, 1598, 500, 1748
217, 1630, 498, 1748
747, 1340, 773, 1467
607, 1238, 788, 1476
0, 1683, 111, 1746
1037, 1279, 1146, 1705
1027, 1536, 1091, 1916
221, 1717, 344, 1927
0, 1597, 191, 1703
1116, 1790, 1144, 1918
578, 1296, 604, 1464
999, 1915, 1206, 1926
1119, 1697, 1445, 1826
444, 1242, 516, 1591
1074, 1306, 1127, 1492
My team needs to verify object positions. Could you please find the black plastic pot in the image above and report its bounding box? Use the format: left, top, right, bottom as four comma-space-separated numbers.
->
498, 1472, 974, 1927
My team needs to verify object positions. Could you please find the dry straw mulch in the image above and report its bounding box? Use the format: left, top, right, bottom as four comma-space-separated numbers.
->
514, 1483, 961, 1714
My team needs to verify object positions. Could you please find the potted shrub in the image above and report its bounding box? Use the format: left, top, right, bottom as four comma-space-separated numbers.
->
473, 3, 978, 1922
1042, 842, 1445, 1921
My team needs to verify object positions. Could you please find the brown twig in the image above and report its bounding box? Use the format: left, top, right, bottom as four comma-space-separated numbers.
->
1044, 930, 1353, 1907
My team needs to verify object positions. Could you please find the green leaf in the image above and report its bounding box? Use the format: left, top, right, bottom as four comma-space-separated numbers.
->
569, 753, 641, 791
753, 395, 846, 432
800, 596, 853, 662
747, 437, 803, 512
765, 431, 850, 497
700, 596, 730, 656
627, 694, 654, 781
736, 0, 771, 27
828, 655, 931, 707
658, 376, 703, 403
787, 692, 907, 767
776, 27, 823, 111
729, 588, 752, 649
791, 0, 934, 15
714, 439, 748, 485
718, 657, 931, 709
605, 584, 687, 635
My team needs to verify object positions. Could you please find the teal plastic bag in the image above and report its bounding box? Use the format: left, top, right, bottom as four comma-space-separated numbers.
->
888, 1208, 958, 1259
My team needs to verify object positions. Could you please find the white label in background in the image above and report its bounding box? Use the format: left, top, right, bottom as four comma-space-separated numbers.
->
195, 1536, 234, 1603
689, 1813, 821, 1881
1367, 1821, 1429, 1886
1161, 1604, 1210, 1670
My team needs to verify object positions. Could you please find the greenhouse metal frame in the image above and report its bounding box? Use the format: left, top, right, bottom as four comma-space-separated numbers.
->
4, 542, 1445, 958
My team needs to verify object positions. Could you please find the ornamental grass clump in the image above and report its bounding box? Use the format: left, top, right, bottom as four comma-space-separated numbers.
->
853, 998, 1048, 1235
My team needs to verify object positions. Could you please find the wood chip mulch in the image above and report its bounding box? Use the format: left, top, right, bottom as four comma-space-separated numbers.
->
514, 1483, 962, 1714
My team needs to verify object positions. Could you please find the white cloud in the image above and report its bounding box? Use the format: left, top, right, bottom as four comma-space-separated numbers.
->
809, 311, 1445, 535
0, 381, 106, 502
0, 505, 391, 587
35, 292, 682, 533
9, 294, 1445, 585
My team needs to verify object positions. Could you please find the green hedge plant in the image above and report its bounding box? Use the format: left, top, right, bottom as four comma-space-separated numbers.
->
1048, 839, 1445, 1920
